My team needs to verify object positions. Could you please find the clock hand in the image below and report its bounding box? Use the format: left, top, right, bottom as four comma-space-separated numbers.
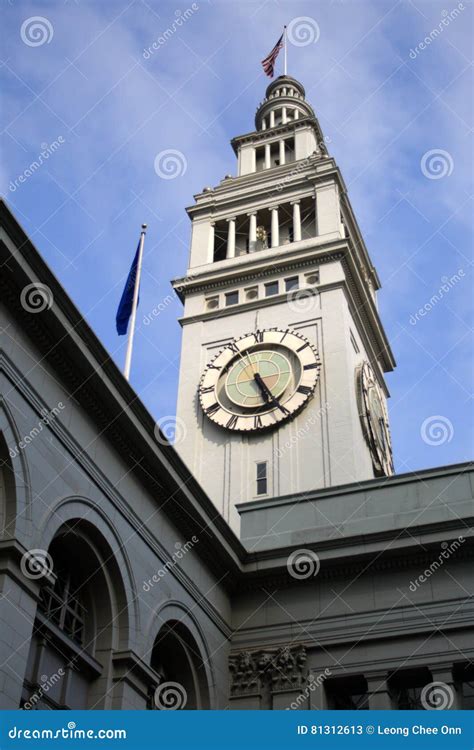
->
254, 372, 289, 415
253, 372, 271, 404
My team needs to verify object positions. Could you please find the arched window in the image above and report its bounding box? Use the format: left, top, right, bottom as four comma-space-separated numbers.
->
21, 526, 116, 710
150, 621, 210, 710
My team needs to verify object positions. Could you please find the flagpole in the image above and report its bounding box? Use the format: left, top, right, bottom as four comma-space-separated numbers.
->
284, 25, 287, 75
123, 223, 147, 381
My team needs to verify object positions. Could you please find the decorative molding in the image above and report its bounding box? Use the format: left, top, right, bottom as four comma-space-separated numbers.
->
177, 288, 322, 327
187, 159, 337, 218
229, 645, 307, 697
230, 599, 474, 655
172, 248, 343, 297
230, 116, 318, 151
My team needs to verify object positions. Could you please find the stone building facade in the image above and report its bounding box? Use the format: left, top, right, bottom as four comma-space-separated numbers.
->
0, 76, 473, 712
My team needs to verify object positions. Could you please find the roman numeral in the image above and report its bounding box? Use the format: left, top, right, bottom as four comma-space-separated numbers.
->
206, 403, 220, 415
226, 414, 239, 429
207, 364, 221, 371
254, 415, 263, 429
228, 342, 240, 354
200, 386, 214, 394
253, 330, 264, 343
280, 329, 290, 343
297, 342, 310, 352
297, 385, 313, 395
303, 362, 318, 370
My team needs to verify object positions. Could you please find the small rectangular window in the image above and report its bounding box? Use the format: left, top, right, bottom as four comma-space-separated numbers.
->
265, 281, 279, 297
285, 276, 299, 292
256, 462, 268, 495
225, 291, 239, 306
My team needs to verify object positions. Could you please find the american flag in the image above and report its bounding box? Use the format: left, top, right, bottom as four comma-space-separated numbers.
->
261, 32, 284, 78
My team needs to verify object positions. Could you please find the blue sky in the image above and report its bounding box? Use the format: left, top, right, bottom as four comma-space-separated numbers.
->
1, 0, 472, 474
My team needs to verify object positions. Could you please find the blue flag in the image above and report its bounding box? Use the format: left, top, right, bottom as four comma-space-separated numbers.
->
116, 243, 140, 335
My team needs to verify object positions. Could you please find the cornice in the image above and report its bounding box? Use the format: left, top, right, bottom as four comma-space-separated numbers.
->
187, 157, 337, 217
231, 115, 318, 152
173, 248, 341, 298
230, 599, 474, 655
237, 532, 474, 592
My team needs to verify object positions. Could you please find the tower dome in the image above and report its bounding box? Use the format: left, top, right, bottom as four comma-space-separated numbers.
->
255, 75, 315, 131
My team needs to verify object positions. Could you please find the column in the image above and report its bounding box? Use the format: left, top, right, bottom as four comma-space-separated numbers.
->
264, 143, 271, 169
248, 212, 257, 253
308, 673, 328, 710
262, 118, 266, 131
0, 557, 43, 709
429, 664, 459, 710
282, 106, 287, 124
208, 222, 215, 263
279, 140, 286, 166
294, 109, 299, 120
269, 110, 275, 128
366, 672, 393, 710
226, 217, 236, 259
270, 206, 279, 248
292, 201, 301, 242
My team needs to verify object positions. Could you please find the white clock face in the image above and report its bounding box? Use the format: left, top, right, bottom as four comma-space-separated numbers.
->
198, 328, 320, 432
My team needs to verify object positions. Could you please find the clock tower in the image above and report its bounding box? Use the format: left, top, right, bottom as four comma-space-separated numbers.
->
172, 75, 395, 532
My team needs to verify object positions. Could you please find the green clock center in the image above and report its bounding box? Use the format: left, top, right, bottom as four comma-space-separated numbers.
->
225, 350, 292, 408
